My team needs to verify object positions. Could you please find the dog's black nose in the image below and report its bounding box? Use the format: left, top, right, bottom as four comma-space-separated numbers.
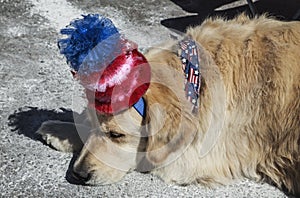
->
73, 169, 91, 182
66, 168, 91, 185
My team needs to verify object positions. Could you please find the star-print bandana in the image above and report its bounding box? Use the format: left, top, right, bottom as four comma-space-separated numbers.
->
179, 38, 201, 114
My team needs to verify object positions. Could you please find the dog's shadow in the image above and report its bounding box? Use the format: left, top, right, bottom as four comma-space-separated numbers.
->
8, 106, 78, 142
8, 106, 87, 184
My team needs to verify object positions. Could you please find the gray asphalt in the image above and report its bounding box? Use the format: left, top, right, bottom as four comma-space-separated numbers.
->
0, 0, 288, 197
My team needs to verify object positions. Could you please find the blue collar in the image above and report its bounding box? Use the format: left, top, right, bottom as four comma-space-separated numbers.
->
133, 97, 146, 117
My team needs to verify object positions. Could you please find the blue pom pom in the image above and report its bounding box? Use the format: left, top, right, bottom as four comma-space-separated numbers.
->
58, 14, 119, 71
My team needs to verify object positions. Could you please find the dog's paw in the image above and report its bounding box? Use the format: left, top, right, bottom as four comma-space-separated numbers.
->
37, 120, 89, 153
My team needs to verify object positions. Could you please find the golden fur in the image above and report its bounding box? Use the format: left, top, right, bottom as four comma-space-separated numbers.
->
37, 15, 300, 195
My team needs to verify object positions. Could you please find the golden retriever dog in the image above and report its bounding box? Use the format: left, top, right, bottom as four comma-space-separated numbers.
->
37, 15, 300, 195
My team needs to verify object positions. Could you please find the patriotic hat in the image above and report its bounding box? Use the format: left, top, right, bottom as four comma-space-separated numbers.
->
58, 14, 150, 114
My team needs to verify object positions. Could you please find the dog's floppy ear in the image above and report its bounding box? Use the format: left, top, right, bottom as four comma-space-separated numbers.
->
143, 83, 197, 166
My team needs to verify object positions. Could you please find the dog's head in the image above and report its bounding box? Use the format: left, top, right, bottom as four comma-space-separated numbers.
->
70, 47, 205, 185
71, 82, 199, 186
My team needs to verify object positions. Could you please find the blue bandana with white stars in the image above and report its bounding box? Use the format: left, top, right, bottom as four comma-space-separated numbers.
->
179, 38, 201, 114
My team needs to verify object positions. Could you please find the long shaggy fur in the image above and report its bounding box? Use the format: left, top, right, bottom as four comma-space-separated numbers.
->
145, 14, 300, 195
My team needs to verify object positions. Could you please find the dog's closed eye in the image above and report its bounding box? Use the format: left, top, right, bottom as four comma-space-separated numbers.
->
107, 131, 125, 139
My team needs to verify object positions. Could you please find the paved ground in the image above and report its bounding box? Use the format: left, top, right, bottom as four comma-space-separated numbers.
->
0, 0, 289, 197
